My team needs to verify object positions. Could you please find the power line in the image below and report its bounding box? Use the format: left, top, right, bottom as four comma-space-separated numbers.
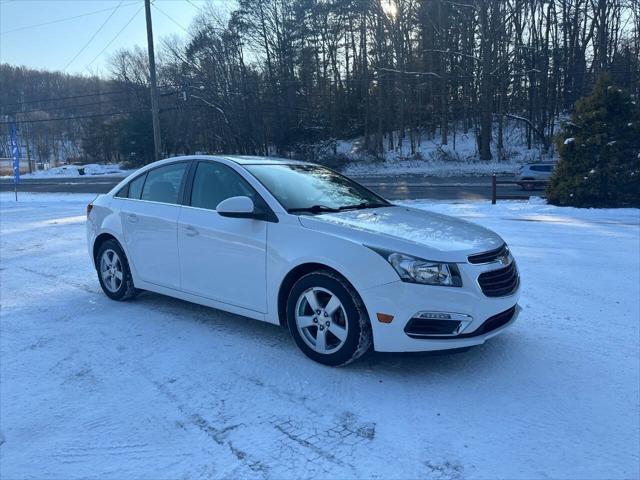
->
0, 107, 179, 126
0, 88, 146, 109
0, 110, 144, 125
0, 83, 185, 110
0, 1, 139, 36
84, 4, 145, 72
11, 97, 136, 116
63, 0, 126, 72
184, 0, 207, 16
152, 3, 189, 34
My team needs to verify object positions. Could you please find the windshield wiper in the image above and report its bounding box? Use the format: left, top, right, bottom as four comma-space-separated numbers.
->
338, 202, 391, 211
288, 202, 391, 214
287, 205, 340, 214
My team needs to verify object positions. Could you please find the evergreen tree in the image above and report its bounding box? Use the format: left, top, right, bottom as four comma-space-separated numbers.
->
116, 113, 155, 167
547, 76, 640, 208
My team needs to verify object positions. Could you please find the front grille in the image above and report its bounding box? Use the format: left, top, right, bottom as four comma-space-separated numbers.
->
477, 261, 519, 297
468, 244, 508, 264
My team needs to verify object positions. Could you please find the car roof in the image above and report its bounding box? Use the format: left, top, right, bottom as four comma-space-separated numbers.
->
162, 155, 313, 167
224, 155, 311, 166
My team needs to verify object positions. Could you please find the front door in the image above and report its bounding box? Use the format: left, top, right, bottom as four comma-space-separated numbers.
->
178, 161, 268, 313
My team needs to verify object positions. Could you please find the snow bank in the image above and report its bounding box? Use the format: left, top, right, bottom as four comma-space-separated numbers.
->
345, 157, 526, 177
1, 193, 638, 479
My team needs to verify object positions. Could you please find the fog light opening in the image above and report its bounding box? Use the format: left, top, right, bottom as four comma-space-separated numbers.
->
404, 312, 473, 338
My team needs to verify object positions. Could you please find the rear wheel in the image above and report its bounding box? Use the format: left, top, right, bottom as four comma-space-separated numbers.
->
522, 181, 535, 191
286, 270, 371, 366
96, 239, 137, 301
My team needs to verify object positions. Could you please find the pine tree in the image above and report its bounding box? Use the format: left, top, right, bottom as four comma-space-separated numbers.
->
547, 76, 640, 208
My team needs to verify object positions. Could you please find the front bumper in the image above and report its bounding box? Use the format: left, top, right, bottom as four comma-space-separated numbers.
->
360, 279, 520, 352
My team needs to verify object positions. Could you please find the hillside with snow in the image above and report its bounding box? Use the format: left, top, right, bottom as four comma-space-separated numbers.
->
334, 123, 556, 177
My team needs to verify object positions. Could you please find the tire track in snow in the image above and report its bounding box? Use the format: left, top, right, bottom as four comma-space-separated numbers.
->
140, 367, 378, 477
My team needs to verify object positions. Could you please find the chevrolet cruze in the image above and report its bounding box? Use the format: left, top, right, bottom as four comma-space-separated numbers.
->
87, 156, 521, 365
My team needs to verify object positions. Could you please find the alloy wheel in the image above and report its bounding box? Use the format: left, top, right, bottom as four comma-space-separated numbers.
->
100, 248, 123, 293
295, 286, 348, 354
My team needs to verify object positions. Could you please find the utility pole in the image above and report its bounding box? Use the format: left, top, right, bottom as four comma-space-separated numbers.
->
144, 0, 162, 162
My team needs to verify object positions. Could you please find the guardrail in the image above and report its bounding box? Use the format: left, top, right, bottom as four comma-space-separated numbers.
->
491, 174, 548, 204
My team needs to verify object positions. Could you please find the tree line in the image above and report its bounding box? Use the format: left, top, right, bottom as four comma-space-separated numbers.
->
2, 0, 639, 167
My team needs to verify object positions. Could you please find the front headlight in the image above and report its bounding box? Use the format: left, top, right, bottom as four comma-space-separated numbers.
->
369, 248, 462, 287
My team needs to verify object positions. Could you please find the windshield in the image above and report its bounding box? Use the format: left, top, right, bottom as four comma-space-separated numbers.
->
245, 164, 391, 213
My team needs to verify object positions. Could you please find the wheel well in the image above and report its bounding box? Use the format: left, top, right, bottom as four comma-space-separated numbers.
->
92, 233, 118, 268
277, 263, 356, 327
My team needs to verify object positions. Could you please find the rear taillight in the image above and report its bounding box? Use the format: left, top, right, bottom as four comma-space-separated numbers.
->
86, 203, 94, 218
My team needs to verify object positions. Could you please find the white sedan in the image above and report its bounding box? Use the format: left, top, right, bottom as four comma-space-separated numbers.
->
87, 156, 520, 365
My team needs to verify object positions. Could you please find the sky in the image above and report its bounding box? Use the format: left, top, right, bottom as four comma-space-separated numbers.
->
0, 0, 228, 76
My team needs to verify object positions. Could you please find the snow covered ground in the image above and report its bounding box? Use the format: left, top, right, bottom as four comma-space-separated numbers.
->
1, 193, 638, 479
0, 163, 134, 179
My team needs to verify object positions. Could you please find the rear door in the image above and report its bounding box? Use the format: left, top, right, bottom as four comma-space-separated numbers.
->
120, 161, 190, 289
178, 161, 268, 313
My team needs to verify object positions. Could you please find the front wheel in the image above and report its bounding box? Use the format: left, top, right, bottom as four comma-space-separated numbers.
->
286, 270, 372, 366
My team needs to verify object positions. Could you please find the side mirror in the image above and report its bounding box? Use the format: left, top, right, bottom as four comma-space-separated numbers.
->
216, 196, 261, 219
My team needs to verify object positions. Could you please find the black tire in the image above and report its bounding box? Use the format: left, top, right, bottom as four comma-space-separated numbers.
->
95, 239, 137, 301
286, 270, 372, 366
522, 181, 535, 191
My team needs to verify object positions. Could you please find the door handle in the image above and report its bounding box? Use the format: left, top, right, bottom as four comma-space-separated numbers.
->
127, 213, 138, 223
184, 225, 199, 237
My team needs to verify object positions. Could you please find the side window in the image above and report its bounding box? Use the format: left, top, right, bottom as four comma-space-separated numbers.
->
115, 184, 129, 198
190, 162, 258, 211
128, 174, 147, 199
141, 163, 188, 204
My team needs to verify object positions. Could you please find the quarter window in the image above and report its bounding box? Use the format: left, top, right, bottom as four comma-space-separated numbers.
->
190, 162, 258, 210
128, 174, 147, 199
115, 173, 146, 199
140, 163, 188, 204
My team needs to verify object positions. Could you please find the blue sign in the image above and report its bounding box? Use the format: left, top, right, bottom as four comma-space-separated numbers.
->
9, 123, 20, 184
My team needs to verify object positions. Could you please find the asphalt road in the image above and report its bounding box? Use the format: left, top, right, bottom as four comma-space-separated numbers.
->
0, 174, 534, 200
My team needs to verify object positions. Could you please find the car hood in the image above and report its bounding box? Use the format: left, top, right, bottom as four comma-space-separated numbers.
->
298, 206, 504, 262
